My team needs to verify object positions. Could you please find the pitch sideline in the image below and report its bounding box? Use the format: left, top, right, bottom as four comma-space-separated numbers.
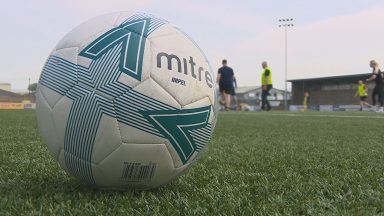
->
222, 112, 384, 119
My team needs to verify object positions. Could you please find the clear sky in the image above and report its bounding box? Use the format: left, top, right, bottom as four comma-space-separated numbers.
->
1, 0, 384, 91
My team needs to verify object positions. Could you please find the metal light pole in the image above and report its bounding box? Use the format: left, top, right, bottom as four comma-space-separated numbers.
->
279, 18, 294, 110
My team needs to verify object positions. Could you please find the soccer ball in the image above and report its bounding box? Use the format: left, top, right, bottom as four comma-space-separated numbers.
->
36, 12, 217, 190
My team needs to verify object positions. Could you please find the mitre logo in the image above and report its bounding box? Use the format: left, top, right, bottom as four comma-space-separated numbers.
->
156, 52, 214, 88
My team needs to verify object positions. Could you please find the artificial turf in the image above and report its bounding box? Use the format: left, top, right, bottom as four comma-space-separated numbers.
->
1, 110, 384, 215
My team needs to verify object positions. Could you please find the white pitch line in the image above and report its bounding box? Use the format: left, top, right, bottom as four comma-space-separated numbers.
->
223, 112, 384, 119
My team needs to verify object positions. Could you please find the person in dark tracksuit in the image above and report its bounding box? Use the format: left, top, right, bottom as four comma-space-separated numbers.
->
261, 61, 272, 111
366, 60, 384, 112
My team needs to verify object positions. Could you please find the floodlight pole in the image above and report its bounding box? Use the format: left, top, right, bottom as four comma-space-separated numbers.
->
278, 18, 294, 110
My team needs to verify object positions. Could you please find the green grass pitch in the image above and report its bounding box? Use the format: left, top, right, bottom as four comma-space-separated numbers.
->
1, 110, 384, 215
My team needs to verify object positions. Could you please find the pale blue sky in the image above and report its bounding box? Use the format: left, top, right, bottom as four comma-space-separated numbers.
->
1, 0, 384, 91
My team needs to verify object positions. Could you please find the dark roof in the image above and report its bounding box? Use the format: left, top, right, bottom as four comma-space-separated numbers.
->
236, 86, 261, 94
0, 89, 36, 102
236, 86, 290, 94
288, 73, 371, 82
0, 89, 23, 98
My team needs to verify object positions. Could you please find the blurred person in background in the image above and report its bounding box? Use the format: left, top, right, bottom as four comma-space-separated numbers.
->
261, 61, 273, 111
231, 77, 239, 110
303, 91, 310, 111
217, 59, 235, 111
366, 60, 383, 112
354, 80, 370, 111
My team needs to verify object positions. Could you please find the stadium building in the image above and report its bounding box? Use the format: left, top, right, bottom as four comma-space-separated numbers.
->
289, 73, 372, 107
235, 86, 291, 110
0, 89, 36, 103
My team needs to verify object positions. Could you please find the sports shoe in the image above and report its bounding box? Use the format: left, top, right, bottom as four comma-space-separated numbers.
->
376, 107, 384, 113
371, 106, 379, 112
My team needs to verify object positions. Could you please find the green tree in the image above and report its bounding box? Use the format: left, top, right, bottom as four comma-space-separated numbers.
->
28, 83, 37, 93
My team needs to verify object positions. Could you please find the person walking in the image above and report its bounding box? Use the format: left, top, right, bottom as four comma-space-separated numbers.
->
231, 77, 239, 110
303, 91, 310, 112
366, 60, 383, 112
261, 61, 273, 111
217, 59, 235, 111
354, 80, 370, 111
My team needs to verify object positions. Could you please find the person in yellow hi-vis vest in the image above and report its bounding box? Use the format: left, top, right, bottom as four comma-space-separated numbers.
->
354, 80, 371, 111
261, 61, 272, 111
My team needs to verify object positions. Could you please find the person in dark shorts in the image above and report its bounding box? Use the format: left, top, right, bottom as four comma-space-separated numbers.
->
261, 61, 273, 111
354, 80, 370, 111
217, 59, 235, 111
366, 60, 383, 112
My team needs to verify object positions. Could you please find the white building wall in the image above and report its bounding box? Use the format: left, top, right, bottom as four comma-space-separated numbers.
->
0, 83, 11, 92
